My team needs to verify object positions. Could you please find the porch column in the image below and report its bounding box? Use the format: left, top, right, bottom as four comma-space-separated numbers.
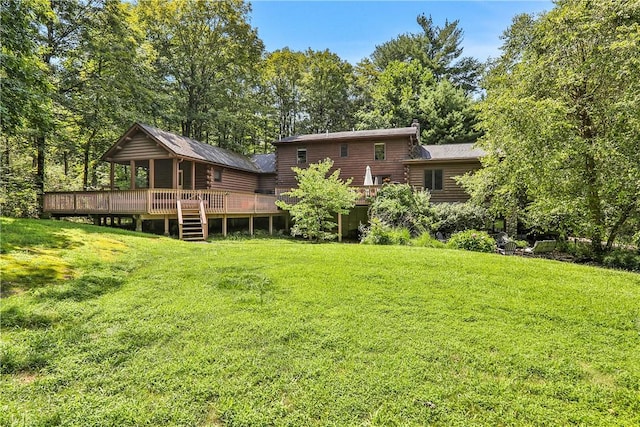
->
191, 161, 196, 190
149, 159, 155, 189
109, 162, 115, 190
172, 158, 178, 189
338, 213, 343, 242
130, 160, 136, 190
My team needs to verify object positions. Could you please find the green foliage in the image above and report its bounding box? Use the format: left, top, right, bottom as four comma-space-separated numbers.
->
411, 233, 446, 248
359, 219, 411, 245
276, 159, 357, 241
371, 14, 483, 93
447, 229, 495, 253
367, 183, 433, 237
431, 202, 491, 235
602, 250, 640, 272
465, 1, 640, 253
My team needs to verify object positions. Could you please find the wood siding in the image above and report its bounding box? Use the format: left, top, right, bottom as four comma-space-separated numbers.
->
276, 137, 412, 188
110, 131, 171, 162
407, 160, 481, 203
154, 159, 173, 188
195, 163, 208, 190
207, 167, 259, 193
257, 174, 276, 193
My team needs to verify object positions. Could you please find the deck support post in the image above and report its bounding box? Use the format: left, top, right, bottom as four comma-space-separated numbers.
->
268, 215, 273, 235
338, 213, 343, 242
285, 214, 289, 232
249, 215, 254, 235
164, 215, 169, 236
222, 215, 227, 237
135, 216, 142, 232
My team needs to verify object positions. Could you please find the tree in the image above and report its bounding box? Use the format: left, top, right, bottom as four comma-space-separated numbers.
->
137, 0, 263, 146
276, 159, 357, 241
262, 48, 306, 139
371, 14, 483, 93
419, 80, 481, 145
299, 49, 355, 134
462, 0, 640, 255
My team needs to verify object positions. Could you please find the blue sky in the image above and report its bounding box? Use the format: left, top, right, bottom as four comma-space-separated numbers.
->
250, 1, 553, 64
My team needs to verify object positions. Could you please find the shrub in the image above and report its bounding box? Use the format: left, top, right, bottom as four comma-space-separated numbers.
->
360, 219, 410, 245
431, 203, 491, 235
447, 230, 495, 253
602, 250, 640, 272
412, 233, 446, 248
368, 184, 433, 237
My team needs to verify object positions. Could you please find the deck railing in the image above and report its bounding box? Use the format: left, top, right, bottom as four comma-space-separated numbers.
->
43, 189, 281, 215
275, 185, 381, 205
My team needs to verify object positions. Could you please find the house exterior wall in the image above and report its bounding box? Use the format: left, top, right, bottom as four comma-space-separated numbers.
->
407, 160, 481, 203
275, 137, 412, 188
207, 167, 259, 193
109, 131, 171, 162
257, 174, 277, 193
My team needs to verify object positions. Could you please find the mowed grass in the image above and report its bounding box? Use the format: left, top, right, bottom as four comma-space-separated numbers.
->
1, 218, 639, 426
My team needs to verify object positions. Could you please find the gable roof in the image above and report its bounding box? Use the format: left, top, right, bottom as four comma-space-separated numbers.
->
251, 153, 276, 173
274, 127, 419, 144
103, 123, 262, 173
411, 143, 485, 161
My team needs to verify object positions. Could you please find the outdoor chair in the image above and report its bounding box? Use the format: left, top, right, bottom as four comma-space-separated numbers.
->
524, 240, 557, 255
498, 241, 517, 255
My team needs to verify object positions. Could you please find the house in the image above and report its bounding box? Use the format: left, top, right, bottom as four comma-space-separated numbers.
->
43, 122, 484, 240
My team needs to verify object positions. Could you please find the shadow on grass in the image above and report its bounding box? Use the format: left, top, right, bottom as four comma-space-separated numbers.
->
0, 306, 56, 329
0, 259, 71, 297
36, 273, 125, 302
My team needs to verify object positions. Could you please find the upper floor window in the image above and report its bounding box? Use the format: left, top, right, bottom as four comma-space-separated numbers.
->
213, 168, 222, 182
297, 147, 307, 164
340, 143, 348, 158
374, 143, 385, 161
424, 169, 443, 191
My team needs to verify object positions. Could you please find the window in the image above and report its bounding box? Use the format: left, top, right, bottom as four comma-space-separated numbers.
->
213, 168, 222, 182
374, 143, 385, 161
374, 175, 391, 185
340, 143, 348, 158
424, 169, 443, 191
297, 147, 307, 164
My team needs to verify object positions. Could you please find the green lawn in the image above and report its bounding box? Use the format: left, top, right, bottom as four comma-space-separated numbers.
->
1, 218, 639, 426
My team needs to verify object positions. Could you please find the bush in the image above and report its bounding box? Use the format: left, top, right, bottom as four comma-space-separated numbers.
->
360, 219, 411, 245
602, 250, 640, 272
412, 233, 446, 248
431, 203, 491, 235
447, 230, 495, 253
368, 184, 432, 237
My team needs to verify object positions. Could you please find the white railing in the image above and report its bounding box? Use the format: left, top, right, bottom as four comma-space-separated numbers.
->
43, 189, 280, 215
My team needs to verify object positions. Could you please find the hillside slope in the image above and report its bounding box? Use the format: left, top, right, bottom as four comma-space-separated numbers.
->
1, 218, 639, 426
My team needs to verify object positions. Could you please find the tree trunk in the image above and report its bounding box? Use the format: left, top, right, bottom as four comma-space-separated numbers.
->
35, 135, 46, 217
606, 204, 634, 250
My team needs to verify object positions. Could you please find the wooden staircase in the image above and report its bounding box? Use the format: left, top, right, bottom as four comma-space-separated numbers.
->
177, 199, 208, 241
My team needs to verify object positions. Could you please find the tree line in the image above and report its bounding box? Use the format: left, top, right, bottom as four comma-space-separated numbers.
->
2, 0, 638, 252
1, 0, 480, 217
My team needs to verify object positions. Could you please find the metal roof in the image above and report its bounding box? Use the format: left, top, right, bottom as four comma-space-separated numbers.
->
413, 143, 485, 161
275, 127, 419, 144
251, 153, 276, 173
137, 123, 261, 173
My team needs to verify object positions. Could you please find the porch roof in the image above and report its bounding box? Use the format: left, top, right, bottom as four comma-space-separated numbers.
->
407, 143, 486, 162
103, 123, 265, 173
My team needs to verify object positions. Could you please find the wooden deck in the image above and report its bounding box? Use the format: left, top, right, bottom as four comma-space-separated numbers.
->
275, 186, 381, 206
43, 189, 281, 216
